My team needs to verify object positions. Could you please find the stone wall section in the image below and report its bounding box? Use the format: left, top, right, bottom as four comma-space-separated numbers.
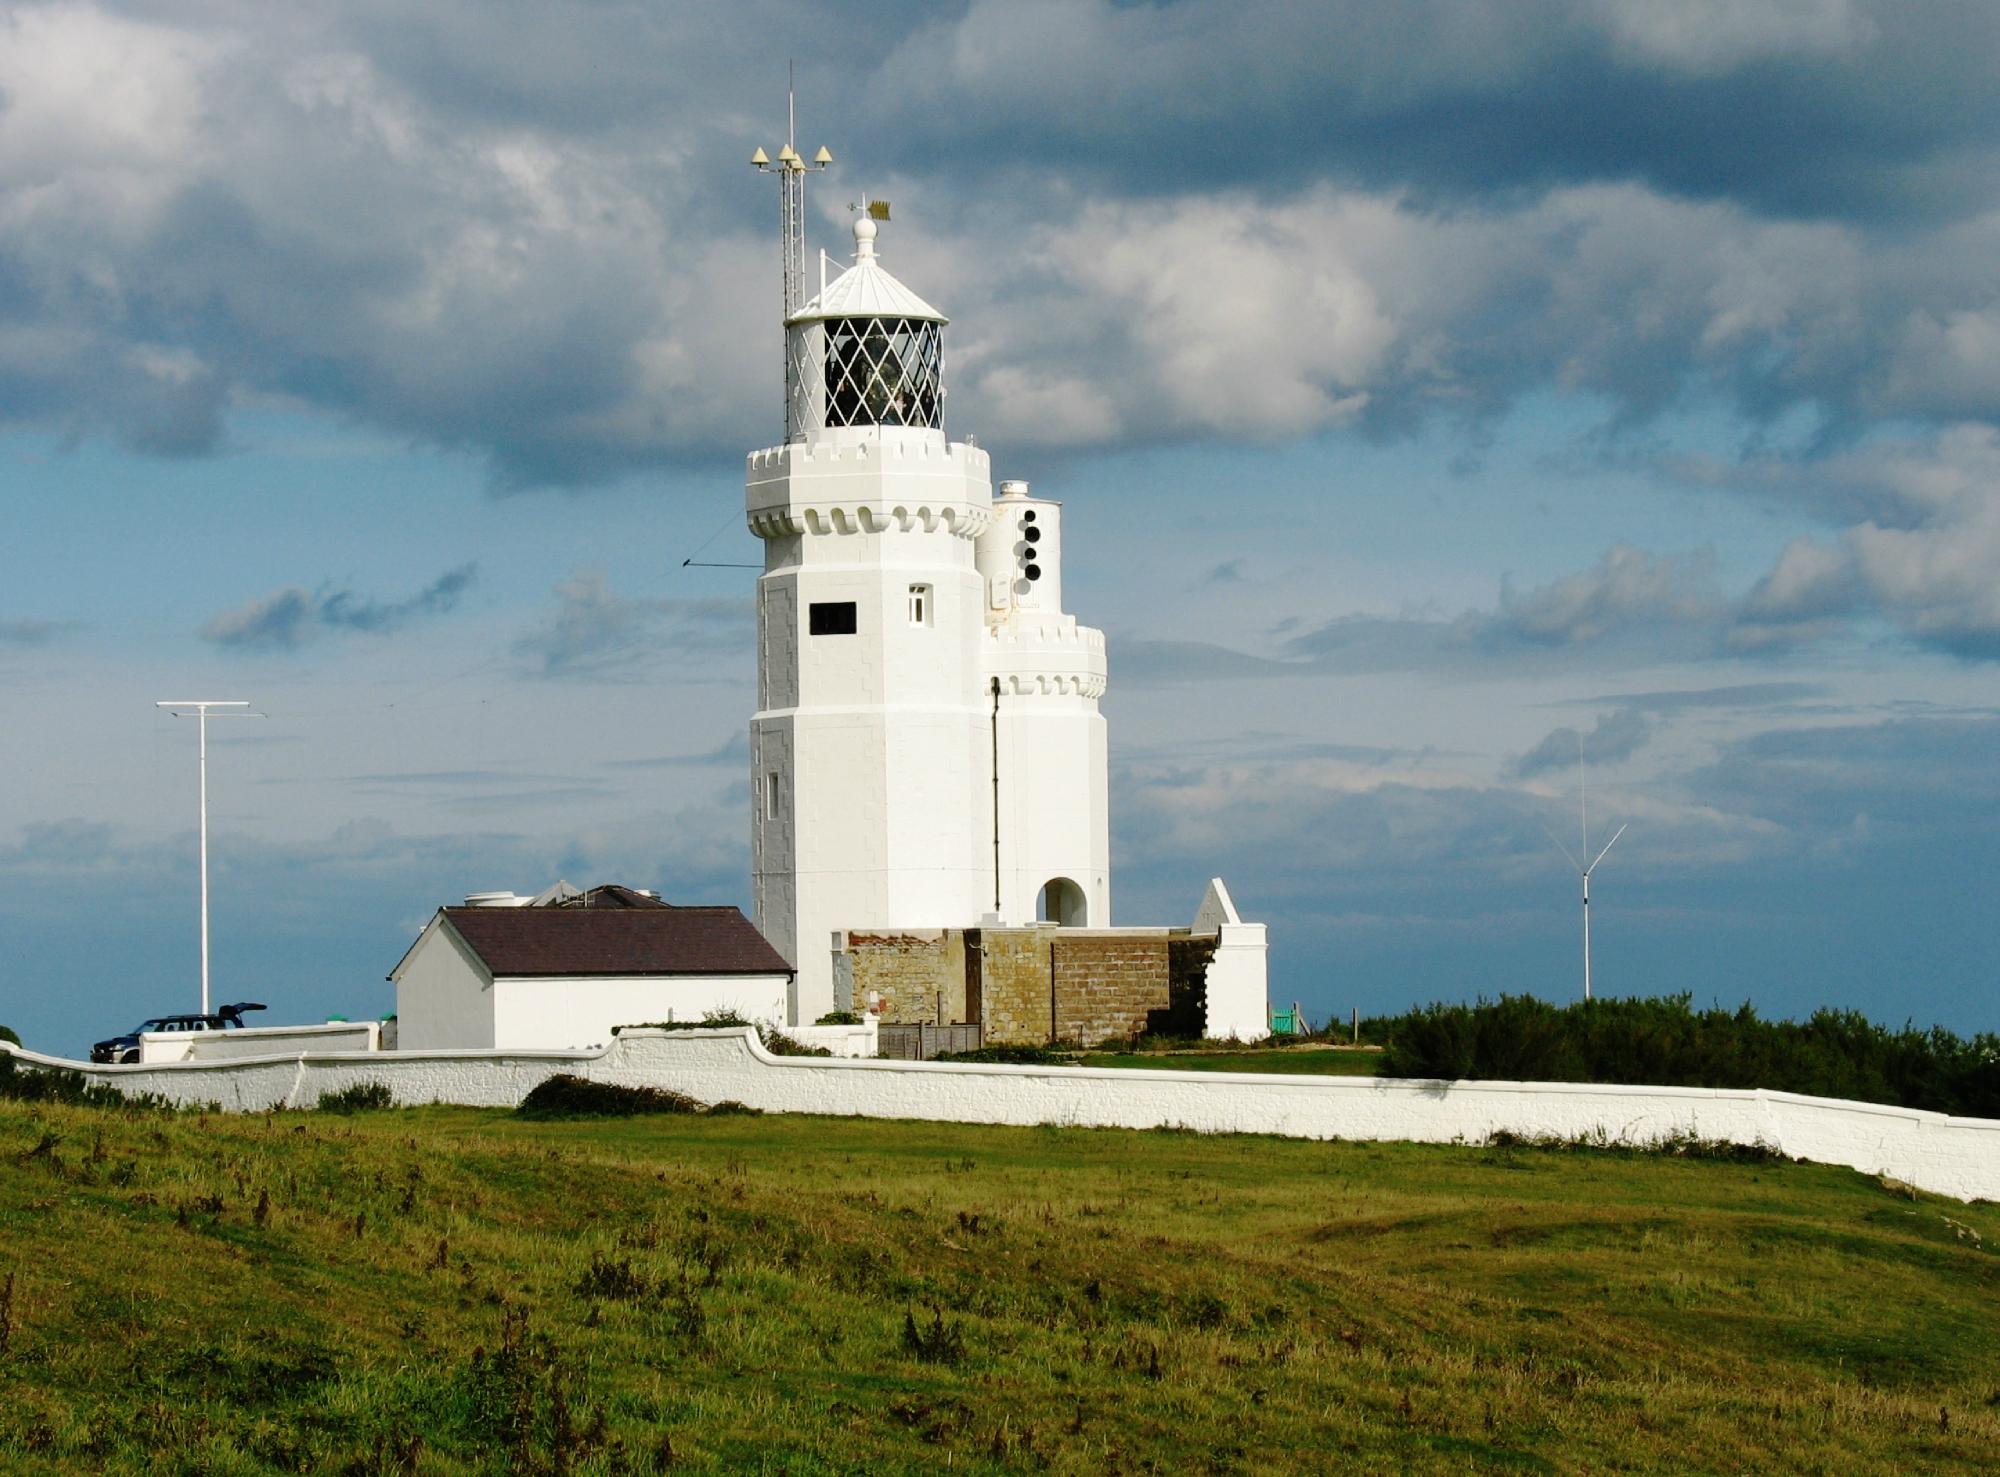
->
1051, 934, 1172, 1045
842, 925, 1223, 1044
843, 931, 968, 1023
970, 927, 1052, 1044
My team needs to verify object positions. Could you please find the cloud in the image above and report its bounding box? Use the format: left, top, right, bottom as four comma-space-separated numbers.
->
1109, 637, 1304, 686
1280, 544, 1728, 674
201, 563, 476, 650
1275, 421, 2000, 671
1513, 707, 1653, 779
1571, 682, 1826, 713
1590, 0, 1874, 76
0, 617, 75, 645
512, 571, 747, 678
880, 1, 1989, 221
1728, 424, 2000, 658
2, 3, 2000, 480
1490, 546, 1724, 647
1682, 715, 2000, 843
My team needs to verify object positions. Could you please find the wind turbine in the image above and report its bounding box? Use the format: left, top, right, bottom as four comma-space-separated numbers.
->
1544, 731, 1626, 1002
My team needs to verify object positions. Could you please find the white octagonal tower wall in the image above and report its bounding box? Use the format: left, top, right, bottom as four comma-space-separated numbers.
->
748, 427, 996, 1020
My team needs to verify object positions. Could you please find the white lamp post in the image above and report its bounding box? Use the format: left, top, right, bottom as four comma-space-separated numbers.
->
155, 700, 262, 1015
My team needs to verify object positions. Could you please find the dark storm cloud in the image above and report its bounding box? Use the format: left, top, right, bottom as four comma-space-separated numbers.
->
201, 564, 476, 650
872, 2, 2000, 224
6, 0, 2000, 488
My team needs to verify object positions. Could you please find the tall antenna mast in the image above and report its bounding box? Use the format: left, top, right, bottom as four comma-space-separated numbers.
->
1542, 728, 1627, 1002
155, 699, 265, 1015
750, 63, 833, 319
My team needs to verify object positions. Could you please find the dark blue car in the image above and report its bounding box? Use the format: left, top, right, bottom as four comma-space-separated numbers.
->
90, 1002, 265, 1063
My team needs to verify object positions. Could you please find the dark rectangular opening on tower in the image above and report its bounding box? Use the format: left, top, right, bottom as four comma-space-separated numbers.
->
808, 601, 858, 636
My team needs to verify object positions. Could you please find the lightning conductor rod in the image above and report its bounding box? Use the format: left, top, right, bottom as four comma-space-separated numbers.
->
155, 700, 265, 1016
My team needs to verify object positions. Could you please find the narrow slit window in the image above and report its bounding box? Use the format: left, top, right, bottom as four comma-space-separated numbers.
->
808, 600, 858, 635
766, 772, 780, 818
908, 584, 931, 626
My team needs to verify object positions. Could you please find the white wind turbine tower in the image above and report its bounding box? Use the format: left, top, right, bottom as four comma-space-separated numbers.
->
1546, 731, 1626, 1002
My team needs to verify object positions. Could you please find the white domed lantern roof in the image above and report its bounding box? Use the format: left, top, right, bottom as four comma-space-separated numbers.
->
786, 217, 948, 325
783, 216, 947, 440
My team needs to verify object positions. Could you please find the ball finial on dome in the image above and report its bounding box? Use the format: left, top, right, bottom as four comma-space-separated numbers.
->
853, 214, 878, 259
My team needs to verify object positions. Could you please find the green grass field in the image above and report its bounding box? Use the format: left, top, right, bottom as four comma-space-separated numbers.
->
1, 1096, 1995, 1473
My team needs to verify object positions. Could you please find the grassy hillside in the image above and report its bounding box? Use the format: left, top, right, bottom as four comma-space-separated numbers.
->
0, 1095, 1995, 1474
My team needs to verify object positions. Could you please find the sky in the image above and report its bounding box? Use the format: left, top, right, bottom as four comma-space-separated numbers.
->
2, 0, 1997, 1055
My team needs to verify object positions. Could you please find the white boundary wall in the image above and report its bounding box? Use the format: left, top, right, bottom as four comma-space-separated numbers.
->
6, 1030, 1996, 1203
130, 1021, 382, 1064
779, 1018, 879, 1057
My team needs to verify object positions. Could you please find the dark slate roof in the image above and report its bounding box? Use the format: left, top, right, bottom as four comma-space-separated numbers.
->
440, 904, 792, 978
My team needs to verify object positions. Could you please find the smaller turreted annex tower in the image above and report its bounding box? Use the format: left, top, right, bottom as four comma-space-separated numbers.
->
745, 204, 1110, 1022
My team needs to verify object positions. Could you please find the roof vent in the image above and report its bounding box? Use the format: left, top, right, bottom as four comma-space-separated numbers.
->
998, 480, 1030, 499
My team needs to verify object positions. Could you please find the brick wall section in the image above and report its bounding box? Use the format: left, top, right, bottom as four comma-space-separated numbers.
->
1053, 934, 1174, 1045
845, 931, 968, 1024
842, 926, 1216, 1043
971, 928, 1053, 1044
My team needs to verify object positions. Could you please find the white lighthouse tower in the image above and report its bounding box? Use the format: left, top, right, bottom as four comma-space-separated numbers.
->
746, 203, 1110, 1022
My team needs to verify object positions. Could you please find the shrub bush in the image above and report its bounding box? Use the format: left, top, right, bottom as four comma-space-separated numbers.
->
1373, 994, 2000, 1118
316, 1081, 394, 1114
935, 1044, 1073, 1066
0, 1058, 162, 1110
760, 1030, 831, 1058
0, 1024, 20, 1047
516, 1074, 705, 1119
814, 1010, 864, 1026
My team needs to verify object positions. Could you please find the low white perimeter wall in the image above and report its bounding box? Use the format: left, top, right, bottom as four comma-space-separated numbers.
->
7, 1031, 1997, 1203
780, 1019, 878, 1057
188, 1022, 381, 1061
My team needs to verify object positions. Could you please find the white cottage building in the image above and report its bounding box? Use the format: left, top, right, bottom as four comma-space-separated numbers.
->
390, 885, 793, 1050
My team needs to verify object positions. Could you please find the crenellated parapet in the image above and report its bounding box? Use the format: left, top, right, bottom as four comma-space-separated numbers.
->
982, 617, 1109, 699
746, 431, 993, 543
990, 671, 1108, 698
748, 501, 994, 540
745, 433, 991, 477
